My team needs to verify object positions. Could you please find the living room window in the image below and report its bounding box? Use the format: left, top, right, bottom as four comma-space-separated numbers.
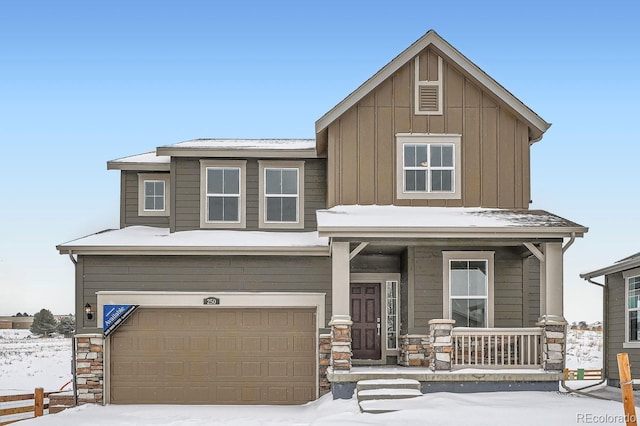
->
137, 173, 170, 217
200, 160, 246, 228
396, 134, 461, 200
259, 161, 304, 229
442, 251, 494, 327
625, 273, 640, 346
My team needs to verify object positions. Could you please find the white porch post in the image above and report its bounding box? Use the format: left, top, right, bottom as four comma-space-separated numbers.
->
329, 241, 352, 371
543, 242, 564, 320
536, 241, 566, 372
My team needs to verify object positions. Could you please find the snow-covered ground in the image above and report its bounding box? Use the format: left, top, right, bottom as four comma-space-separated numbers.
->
3, 328, 629, 426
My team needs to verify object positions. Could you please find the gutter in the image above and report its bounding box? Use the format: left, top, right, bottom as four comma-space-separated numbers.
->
65, 250, 78, 406
560, 277, 607, 398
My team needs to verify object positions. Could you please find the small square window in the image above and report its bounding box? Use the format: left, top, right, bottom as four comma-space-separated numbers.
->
138, 173, 170, 217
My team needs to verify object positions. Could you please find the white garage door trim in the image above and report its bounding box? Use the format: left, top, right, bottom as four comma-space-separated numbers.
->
98, 291, 325, 405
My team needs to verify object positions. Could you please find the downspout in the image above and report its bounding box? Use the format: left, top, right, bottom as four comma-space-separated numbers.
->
559, 277, 607, 399
66, 250, 78, 406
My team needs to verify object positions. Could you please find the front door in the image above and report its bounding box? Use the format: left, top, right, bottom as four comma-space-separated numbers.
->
351, 283, 381, 360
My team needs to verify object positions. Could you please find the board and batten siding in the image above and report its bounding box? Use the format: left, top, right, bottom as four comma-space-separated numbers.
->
604, 272, 640, 382
172, 158, 326, 232
76, 255, 332, 333
326, 47, 530, 209
120, 171, 170, 228
408, 246, 533, 333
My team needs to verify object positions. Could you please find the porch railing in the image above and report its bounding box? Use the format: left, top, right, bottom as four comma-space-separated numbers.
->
451, 327, 543, 369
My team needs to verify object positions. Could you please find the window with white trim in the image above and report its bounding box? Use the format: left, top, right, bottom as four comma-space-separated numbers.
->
627, 275, 640, 343
137, 173, 170, 217
443, 251, 494, 327
258, 161, 304, 229
396, 134, 461, 200
200, 160, 246, 228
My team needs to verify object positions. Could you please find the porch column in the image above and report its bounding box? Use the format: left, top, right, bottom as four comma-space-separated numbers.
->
536, 242, 566, 372
330, 241, 352, 371
543, 242, 564, 321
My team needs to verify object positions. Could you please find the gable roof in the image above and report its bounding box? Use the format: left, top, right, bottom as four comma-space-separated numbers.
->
580, 251, 640, 279
315, 30, 550, 143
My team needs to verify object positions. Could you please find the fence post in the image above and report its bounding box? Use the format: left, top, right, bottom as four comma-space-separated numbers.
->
34, 387, 44, 417
617, 353, 638, 426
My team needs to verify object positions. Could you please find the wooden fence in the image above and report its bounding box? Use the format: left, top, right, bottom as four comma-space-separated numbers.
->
0, 388, 50, 425
564, 368, 603, 381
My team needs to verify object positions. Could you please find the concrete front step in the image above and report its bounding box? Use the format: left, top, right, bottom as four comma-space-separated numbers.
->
356, 378, 421, 392
356, 379, 422, 413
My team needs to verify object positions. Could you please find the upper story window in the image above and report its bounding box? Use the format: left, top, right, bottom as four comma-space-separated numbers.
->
626, 272, 640, 346
258, 161, 304, 229
137, 173, 170, 217
200, 160, 246, 229
443, 251, 494, 328
396, 134, 461, 200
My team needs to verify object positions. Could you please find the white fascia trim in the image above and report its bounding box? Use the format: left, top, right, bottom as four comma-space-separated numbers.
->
58, 246, 330, 256
96, 291, 326, 329
581, 258, 640, 280
315, 30, 550, 137
317, 227, 587, 239
107, 162, 170, 171
156, 147, 320, 159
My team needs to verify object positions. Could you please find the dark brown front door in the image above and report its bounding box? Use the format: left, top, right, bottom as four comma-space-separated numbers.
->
351, 283, 381, 360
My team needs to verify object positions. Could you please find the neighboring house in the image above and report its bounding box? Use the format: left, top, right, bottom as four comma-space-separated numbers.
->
57, 30, 587, 406
580, 252, 640, 387
0, 316, 33, 329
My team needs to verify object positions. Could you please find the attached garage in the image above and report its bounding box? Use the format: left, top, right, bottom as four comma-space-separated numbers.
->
108, 307, 317, 405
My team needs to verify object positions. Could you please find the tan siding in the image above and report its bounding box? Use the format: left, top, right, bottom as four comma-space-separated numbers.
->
325, 47, 532, 209
357, 106, 376, 204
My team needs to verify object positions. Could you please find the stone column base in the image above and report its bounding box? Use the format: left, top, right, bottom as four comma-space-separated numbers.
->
319, 334, 331, 395
536, 316, 567, 372
329, 315, 353, 372
428, 319, 455, 371
75, 334, 104, 404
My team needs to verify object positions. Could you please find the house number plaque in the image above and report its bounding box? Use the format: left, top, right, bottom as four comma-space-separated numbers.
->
203, 296, 220, 305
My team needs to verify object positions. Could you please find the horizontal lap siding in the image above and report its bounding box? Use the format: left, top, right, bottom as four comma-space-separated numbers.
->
122, 171, 170, 228
605, 273, 640, 380
525, 257, 541, 326
79, 255, 332, 333
174, 158, 326, 232
410, 246, 526, 333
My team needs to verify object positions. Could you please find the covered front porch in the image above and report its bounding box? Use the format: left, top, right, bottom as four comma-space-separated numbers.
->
316, 206, 587, 397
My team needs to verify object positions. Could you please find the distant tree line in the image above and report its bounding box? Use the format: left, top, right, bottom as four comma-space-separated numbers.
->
13, 312, 29, 317
29, 308, 75, 337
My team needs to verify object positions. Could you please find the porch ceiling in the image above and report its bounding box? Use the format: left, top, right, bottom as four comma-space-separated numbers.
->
318, 206, 587, 240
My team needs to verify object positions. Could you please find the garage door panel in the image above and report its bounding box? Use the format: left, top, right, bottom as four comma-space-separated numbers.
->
110, 308, 316, 405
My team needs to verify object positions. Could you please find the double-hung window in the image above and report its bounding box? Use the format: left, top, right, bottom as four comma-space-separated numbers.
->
200, 160, 246, 228
443, 251, 494, 327
625, 272, 640, 347
137, 173, 170, 217
259, 161, 304, 229
396, 134, 461, 200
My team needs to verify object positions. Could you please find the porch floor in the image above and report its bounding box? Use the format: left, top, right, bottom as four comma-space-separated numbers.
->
328, 365, 563, 383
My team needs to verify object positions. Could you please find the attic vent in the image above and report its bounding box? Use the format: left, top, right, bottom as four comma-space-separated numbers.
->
414, 55, 443, 115
418, 85, 439, 112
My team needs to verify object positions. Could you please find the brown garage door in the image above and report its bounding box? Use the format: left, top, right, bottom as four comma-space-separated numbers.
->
109, 308, 316, 405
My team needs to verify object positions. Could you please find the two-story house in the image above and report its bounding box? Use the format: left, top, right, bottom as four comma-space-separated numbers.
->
57, 30, 587, 406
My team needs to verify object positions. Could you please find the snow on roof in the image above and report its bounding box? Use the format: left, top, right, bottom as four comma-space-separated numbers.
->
316, 205, 587, 238
57, 226, 329, 255
163, 138, 316, 150
581, 250, 640, 279
106, 151, 171, 170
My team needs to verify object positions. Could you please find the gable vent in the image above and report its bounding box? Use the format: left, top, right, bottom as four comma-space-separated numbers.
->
419, 85, 439, 112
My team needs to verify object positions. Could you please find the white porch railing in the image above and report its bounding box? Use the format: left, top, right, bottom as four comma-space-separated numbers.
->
451, 327, 543, 369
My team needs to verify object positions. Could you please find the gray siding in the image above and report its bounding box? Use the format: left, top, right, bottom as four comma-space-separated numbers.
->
77, 255, 332, 333
173, 158, 326, 232
524, 256, 541, 326
605, 272, 640, 381
409, 246, 530, 333
121, 171, 170, 228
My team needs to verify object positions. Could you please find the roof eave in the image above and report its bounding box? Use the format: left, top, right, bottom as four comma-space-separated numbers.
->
580, 257, 640, 280
155, 147, 323, 159
57, 245, 330, 257
314, 30, 550, 140
317, 226, 587, 239
106, 161, 171, 171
